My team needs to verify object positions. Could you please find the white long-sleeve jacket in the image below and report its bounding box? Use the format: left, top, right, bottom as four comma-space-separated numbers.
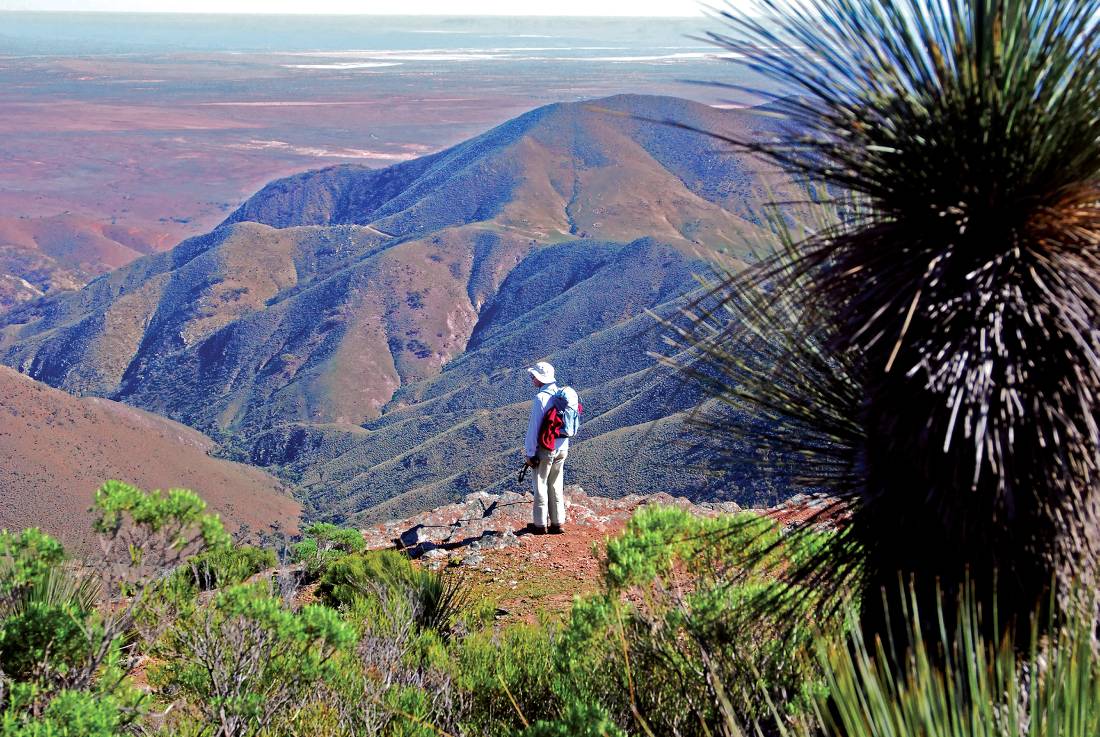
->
524, 383, 569, 458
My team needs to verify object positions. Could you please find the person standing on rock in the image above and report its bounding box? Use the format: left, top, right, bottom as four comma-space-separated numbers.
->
524, 361, 572, 535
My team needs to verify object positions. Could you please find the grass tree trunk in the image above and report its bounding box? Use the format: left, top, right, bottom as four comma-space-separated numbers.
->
857, 356, 1100, 635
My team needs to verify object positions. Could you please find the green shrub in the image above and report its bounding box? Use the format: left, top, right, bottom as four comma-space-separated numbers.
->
320, 548, 414, 608
449, 506, 832, 737
522, 703, 627, 737
0, 601, 94, 682
681, 581, 827, 717
0, 531, 96, 682
186, 545, 276, 591
0, 529, 65, 600
320, 549, 466, 638
91, 481, 230, 556
557, 505, 835, 734
152, 582, 354, 737
291, 523, 366, 578
0, 482, 237, 734
603, 506, 782, 590
134, 544, 279, 640
286, 580, 463, 737
456, 624, 560, 736
383, 685, 450, 737
0, 689, 126, 737
0, 561, 140, 737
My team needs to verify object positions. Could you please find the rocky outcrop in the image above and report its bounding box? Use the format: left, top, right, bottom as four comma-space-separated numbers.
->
360, 486, 842, 569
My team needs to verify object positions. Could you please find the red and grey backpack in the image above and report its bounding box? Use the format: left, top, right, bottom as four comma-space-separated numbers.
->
538, 386, 582, 451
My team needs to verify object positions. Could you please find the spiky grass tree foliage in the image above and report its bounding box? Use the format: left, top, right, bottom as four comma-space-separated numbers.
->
798, 583, 1100, 737
660, 196, 871, 622
686, 0, 1100, 634
665, 198, 862, 500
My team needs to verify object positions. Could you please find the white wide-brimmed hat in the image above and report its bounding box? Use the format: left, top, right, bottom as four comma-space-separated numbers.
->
526, 361, 556, 384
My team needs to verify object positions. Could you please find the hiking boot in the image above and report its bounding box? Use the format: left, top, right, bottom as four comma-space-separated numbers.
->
525, 523, 548, 535
548, 523, 565, 535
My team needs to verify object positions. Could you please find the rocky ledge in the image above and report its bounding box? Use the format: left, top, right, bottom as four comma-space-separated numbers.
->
361, 487, 843, 569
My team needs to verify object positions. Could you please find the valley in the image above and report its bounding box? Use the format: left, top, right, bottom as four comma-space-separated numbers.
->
1, 93, 793, 524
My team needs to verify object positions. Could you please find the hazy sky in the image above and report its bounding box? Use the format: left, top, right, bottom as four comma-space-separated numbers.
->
0, 0, 712, 14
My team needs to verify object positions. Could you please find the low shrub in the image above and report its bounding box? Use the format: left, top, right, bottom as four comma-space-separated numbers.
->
0, 529, 66, 598
151, 582, 354, 737
291, 523, 366, 579
0, 532, 99, 685
0, 482, 226, 734
185, 545, 276, 591
444, 505, 833, 737
456, 623, 560, 736
561, 505, 835, 734
603, 505, 783, 590
521, 703, 627, 737
301, 581, 462, 737
0, 688, 127, 737
0, 600, 95, 683
320, 550, 467, 638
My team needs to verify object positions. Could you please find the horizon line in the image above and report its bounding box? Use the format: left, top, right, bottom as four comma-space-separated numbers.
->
0, 8, 706, 16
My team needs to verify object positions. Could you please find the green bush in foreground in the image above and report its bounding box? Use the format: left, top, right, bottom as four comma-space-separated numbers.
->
151, 582, 354, 737
0, 531, 98, 685
522, 703, 627, 737
0, 689, 126, 737
10, 484, 1099, 737
473, 506, 835, 737
0, 481, 228, 735
608, 507, 831, 722
456, 623, 560, 736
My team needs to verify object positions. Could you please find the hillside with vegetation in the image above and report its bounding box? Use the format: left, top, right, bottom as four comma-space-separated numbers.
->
0, 214, 173, 312
0, 366, 300, 548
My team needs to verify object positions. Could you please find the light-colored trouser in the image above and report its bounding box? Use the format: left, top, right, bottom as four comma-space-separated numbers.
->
532, 447, 567, 527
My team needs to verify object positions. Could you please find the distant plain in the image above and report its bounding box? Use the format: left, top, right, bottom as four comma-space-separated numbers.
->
0, 13, 765, 246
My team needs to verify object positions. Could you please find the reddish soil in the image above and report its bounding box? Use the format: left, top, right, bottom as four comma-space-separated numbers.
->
468, 522, 615, 623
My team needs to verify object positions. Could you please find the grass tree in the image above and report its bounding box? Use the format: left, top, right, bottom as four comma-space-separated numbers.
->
676, 0, 1100, 637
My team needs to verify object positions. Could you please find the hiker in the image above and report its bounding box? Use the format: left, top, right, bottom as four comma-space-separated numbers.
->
523, 361, 578, 535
